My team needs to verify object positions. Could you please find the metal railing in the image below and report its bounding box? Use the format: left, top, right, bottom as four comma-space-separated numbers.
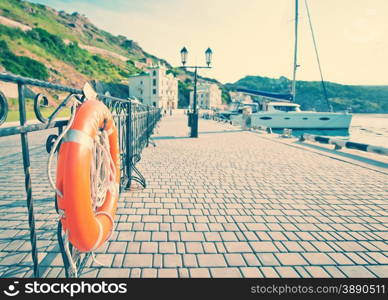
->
0, 73, 161, 277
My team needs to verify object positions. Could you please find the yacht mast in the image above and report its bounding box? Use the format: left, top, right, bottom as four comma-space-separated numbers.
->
291, 0, 298, 101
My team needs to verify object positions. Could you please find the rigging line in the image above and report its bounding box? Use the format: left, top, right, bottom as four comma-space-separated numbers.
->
304, 0, 332, 111
291, 0, 299, 102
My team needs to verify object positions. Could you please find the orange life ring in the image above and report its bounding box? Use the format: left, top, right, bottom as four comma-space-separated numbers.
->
56, 99, 120, 252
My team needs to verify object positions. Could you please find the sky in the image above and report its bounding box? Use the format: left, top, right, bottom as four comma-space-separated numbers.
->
28, 0, 388, 85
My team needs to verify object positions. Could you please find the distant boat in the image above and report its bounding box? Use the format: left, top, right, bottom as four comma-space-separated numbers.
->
233, 0, 352, 130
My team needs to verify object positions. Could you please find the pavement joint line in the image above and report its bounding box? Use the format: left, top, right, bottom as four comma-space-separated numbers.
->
244, 128, 388, 175
0, 112, 387, 278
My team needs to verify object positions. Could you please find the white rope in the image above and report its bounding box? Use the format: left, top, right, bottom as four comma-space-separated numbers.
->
63, 229, 78, 278
47, 99, 118, 277
47, 100, 80, 197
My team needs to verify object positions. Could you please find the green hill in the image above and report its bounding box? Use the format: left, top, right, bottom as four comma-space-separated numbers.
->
0, 0, 173, 86
226, 75, 388, 113
0, 0, 229, 108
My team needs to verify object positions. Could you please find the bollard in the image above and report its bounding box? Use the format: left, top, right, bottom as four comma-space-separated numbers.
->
241, 106, 252, 130
281, 128, 292, 138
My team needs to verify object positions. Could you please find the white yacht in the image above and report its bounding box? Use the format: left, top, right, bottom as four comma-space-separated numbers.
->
250, 100, 352, 129
231, 0, 353, 130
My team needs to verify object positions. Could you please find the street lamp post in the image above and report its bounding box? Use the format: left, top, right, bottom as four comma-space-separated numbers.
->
180, 47, 212, 138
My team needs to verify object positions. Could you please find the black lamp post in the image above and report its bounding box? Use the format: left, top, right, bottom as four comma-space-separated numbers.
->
180, 47, 212, 138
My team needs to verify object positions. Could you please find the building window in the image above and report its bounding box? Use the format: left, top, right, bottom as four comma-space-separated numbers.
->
153, 89, 156, 95
153, 70, 156, 76
153, 79, 156, 86
140, 80, 143, 85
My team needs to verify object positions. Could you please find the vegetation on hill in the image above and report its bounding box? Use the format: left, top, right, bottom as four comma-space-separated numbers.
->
227, 75, 388, 113
0, 39, 49, 80
0, 0, 228, 107
0, 0, 155, 60
0, 24, 138, 82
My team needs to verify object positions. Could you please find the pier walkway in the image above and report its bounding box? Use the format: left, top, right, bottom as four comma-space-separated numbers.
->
0, 111, 387, 278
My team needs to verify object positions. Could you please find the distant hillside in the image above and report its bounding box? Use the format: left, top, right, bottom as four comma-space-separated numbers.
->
226, 75, 388, 113
0, 0, 230, 108
0, 0, 174, 87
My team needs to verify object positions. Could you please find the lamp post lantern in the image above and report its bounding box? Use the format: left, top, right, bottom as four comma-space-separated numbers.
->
180, 47, 188, 66
205, 48, 212, 66
179, 46, 213, 138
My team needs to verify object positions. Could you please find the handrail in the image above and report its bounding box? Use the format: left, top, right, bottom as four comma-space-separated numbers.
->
0, 73, 161, 278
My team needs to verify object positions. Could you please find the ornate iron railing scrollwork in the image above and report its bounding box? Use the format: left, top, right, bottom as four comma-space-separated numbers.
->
0, 73, 161, 278
0, 90, 8, 126
129, 153, 146, 188
33, 93, 49, 123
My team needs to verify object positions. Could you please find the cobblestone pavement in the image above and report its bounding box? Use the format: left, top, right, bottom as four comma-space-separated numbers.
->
0, 111, 387, 278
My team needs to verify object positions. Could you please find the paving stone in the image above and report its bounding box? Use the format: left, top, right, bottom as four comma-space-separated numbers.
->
182, 254, 198, 267
294, 266, 311, 278
108, 242, 127, 253
181, 232, 204, 242
186, 242, 204, 253
225, 254, 246, 267
220, 232, 239, 241
91, 254, 114, 267
197, 254, 227, 267
339, 266, 376, 278
366, 265, 388, 278
243, 253, 261, 267
152, 232, 168, 241
98, 268, 130, 278
328, 252, 354, 265
224, 242, 252, 253
275, 253, 308, 266
123, 254, 153, 267
256, 253, 280, 266
275, 267, 300, 278
260, 267, 279, 278
302, 253, 336, 265
140, 242, 158, 253
158, 269, 178, 278
365, 252, 388, 264
141, 268, 158, 278
210, 268, 242, 278
134, 232, 151, 241
240, 267, 263, 278
335, 242, 367, 252
159, 242, 176, 254
203, 242, 217, 253
282, 241, 304, 252
323, 266, 346, 278
189, 268, 211, 278
250, 241, 279, 252
163, 254, 182, 268
304, 266, 331, 278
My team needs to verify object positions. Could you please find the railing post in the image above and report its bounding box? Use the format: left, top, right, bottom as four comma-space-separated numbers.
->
18, 83, 39, 277
146, 106, 150, 147
125, 101, 133, 190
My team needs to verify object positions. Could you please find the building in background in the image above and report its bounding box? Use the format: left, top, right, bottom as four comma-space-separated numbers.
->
189, 83, 222, 110
128, 65, 178, 109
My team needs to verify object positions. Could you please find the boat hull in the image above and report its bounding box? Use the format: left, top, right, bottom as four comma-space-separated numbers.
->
235, 112, 353, 129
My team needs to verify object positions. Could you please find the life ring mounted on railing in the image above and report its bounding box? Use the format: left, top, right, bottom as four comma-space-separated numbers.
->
56, 99, 120, 252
